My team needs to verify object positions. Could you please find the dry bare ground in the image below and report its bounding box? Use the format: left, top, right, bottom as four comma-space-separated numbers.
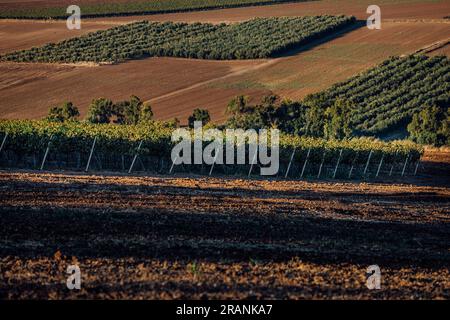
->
0, 1, 449, 123
0, 21, 449, 122
1, 0, 449, 22
0, 149, 449, 299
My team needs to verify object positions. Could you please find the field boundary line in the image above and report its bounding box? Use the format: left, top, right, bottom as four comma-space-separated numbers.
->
410, 38, 450, 55
147, 59, 278, 103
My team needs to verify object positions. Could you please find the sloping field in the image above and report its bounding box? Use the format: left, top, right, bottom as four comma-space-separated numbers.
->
149, 21, 450, 122
0, 20, 121, 55
0, 0, 312, 19
305, 55, 449, 135
0, 58, 264, 120
1, 0, 449, 55
1, 0, 448, 21
0, 21, 448, 123
83, 0, 450, 23
0, 1, 449, 123
0, 22, 449, 121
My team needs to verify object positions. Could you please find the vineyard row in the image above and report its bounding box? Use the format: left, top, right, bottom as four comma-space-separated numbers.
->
0, 120, 423, 179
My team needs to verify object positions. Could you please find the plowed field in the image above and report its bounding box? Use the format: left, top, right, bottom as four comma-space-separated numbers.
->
0, 149, 449, 299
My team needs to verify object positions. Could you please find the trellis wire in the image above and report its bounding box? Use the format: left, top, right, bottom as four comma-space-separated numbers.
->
363, 150, 373, 175
332, 149, 343, 179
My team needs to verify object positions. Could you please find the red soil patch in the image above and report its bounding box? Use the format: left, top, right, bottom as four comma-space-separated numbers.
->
84, 0, 450, 23
0, 58, 263, 121
1, 0, 449, 22
0, 20, 121, 55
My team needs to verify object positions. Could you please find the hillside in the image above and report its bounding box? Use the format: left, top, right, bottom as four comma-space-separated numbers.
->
306, 54, 449, 136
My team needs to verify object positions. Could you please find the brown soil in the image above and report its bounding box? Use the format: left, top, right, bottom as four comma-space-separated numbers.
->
1, 20, 448, 123
0, 148, 449, 299
149, 21, 450, 121
1, 1, 449, 123
0, 20, 121, 55
1, 0, 449, 22
0, 58, 264, 121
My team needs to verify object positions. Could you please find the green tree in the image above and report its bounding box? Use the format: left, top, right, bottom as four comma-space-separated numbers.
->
140, 102, 154, 123
114, 95, 152, 125
86, 98, 114, 124
225, 95, 283, 130
323, 99, 353, 140
407, 106, 449, 146
46, 102, 79, 122
164, 117, 180, 129
226, 95, 248, 116
276, 100, 307, 135
304, 104, 325, 138
188, 108, 211, 128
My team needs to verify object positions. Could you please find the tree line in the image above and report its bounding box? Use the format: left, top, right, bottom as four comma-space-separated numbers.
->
45, 95, 215, 131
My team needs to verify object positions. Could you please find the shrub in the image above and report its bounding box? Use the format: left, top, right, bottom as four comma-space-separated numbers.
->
188, 108, 211, 128
46, 102, 79, 122
407, 106, 449, 146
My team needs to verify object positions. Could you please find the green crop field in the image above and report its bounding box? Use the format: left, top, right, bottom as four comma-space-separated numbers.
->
306, 55, 450, 135
0, 0, 311, 19
0, 16, 356, 63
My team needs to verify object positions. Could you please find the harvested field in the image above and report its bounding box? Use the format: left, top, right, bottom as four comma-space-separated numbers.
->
1, 16, 356, 63
0, 0, 449, 123
1, 1, 449, 55
0, 0, 313, 19
0, 148, 449, 299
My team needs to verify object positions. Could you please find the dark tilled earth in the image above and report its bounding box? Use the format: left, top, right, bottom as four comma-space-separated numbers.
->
0, 151, 449, 299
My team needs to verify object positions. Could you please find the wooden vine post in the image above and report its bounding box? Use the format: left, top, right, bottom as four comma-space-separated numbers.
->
300, 148, 311, 179
128, 140, 143, 174
40, 135, 53, 171
85, 137, 97, 172
285, 148, 296, 179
